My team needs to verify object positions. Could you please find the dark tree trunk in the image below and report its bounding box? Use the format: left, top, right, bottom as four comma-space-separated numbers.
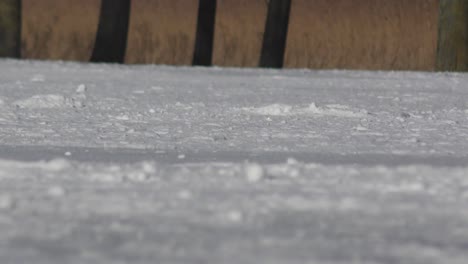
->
436, 0, 468, 71
91, 0, 131, 63
193, 0, 217, 66
260, 0, 291, 68
0, 0, 21, 58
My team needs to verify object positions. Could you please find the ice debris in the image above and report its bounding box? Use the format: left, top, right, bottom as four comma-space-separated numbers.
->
0, 195, 14, 210
226, 209, 243, 222
245, 103, 367, 118
14, 94, 68, 109
71, 84, 88, 108
245, 163, 265, 183
47, 185, 66, 197
177, 190, 193, 200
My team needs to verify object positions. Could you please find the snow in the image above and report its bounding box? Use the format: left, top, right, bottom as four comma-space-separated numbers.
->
0, 194, 14, 210
46, 185, 66, 197
243, 102, 368, 117
1, 59, 468, 263
244, 162, 265, 182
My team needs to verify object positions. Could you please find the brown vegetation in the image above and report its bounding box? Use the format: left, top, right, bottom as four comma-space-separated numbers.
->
212, 0, 267, 67
285, 0, 439, 70
126, 0, 198, 65
22, 0, 99, 61
21, 0, 439, 70
0, 0, 21, 57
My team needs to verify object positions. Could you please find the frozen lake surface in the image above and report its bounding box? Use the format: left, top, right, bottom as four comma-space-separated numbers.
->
1, 59, 468, 263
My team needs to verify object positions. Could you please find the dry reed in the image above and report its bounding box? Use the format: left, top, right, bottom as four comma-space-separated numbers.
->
212, 0, 267, 67
126, 0, 198, 65
22, 0, 99, 61
285, 0, 439, 70
21, 0, 439, 70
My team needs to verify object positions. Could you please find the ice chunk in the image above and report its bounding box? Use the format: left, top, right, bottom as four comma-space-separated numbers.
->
14, 94, 68, 109
245, 163, 264, 183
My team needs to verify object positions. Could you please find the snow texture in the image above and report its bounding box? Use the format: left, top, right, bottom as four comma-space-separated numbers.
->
1, 59, 468, 263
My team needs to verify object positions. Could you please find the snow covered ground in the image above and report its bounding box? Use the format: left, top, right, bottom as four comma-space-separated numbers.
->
1, 59, 468, 263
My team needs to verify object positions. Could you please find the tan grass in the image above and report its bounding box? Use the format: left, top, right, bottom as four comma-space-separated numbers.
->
22, 0, 99, 61
126, 0, 198, 65
22, 0, 439, 70
285, 0, 439, 71
212, 0, 267, 67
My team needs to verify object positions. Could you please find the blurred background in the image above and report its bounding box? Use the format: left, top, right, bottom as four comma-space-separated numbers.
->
21, 0, 438, 70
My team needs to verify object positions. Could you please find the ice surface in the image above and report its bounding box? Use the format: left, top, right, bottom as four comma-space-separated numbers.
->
1, 59, 468, 263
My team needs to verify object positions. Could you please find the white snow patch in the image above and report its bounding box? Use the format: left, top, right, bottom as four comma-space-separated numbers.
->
71, 84, 88, 108
0, 159, 71, 178
0, 195, 14, 210
76, 84, 87, 94
226, 210, 244, 222
45, 159, 72, 172
115, 114, 130, 121
244, 103, 367, 118
304, 103, 368, 118
124, 162, 157, 182
0, 98, 16, 123
244, 163, 265, 183
14, 94, 69, 109
177, 190, 193, 200
47, 185, 66, 197
285, 196, 319, 211
13, 86, 88, 109
286, 158, 299, 165
248, 104, 293, 116
150, 86, 164, 91
30, 74, 45, 82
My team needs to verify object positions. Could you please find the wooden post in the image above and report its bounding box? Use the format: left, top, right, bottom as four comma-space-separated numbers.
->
436, 0, 468, 71
260, 0, 291, 68
91, 0, 131, 63
193, 0, 217, 66
0, 0, 21, 58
